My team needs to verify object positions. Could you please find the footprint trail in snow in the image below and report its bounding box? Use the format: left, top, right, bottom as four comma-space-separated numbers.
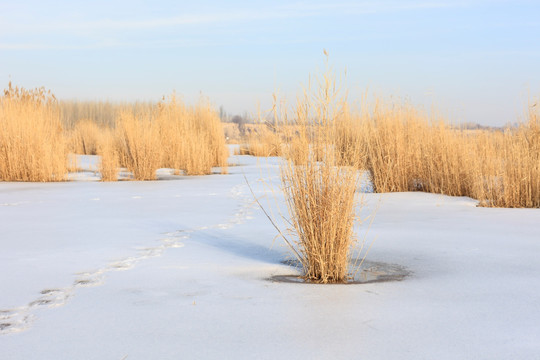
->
0, 182, 257, 335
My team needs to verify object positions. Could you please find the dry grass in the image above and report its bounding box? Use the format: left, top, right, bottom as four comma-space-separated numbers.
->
358, 101, 478, 196
238, 125, 283, 157
282, 162, 359, 283
334, 98, 540, 208
477, 106, 540, 207
4, 81, 537, 207
157, 95, 228, 175
66, 119, 103, 155
2, 84, 228, 182
0, 83, 67, 182
114, 95, 228, 180
97, 130, 119, 181
116, 109, 163, 181
276, 60, 365, 283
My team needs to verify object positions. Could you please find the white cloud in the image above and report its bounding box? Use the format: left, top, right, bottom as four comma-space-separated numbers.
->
2, 1, 460, 33
0, 1, 470, 50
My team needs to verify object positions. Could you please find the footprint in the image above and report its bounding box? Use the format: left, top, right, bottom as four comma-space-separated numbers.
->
29, 299, 52, 306
161, 238, 185, 248
74, 278, 102, 287
74, 272, 104, 287
109, 261, 135, 271
0, 309, 36, 335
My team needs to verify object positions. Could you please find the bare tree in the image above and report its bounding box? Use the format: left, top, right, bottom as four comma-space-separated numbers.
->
232, 115, 246, 136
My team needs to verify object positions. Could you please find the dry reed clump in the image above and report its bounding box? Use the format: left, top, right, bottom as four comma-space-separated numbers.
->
359, 101, 479, 197
191, 99, 229, 174
276, 60, 366, 283
285, 129, 310, 165
477, 105, 540, 207
238, 125, 282, 157
66, 119, 103, 155
115, 95, 228, 180
282, 161, 359, 283
336, 97, 539, 208
157, 95, 228, 175
334, 108, 367, 169
96, 129, 119, 181
0, 83, 67, 182
116, 109, 162, 181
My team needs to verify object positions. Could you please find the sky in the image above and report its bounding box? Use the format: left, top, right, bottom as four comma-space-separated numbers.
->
1, 0, 539, 126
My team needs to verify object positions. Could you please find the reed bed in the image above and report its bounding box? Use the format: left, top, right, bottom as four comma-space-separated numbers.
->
63, 95, 229, 180
337, 98, 539, 208
0, 83, 67, 182
1, 83, 228, 182
246, 90, 538, 208
3, 81, 537, 207
115, 95, 228, 180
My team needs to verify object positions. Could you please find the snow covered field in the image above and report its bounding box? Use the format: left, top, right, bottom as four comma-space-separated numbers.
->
1, 151, 539, 359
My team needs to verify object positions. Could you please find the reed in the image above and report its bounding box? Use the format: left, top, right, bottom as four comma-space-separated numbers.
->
239, 125, 282, 157
157, 95, 228, 175
97, 129, 119, 182
116, 109, 162, 181
277, 59, 364, 283
360, 101, 478, 196
0, 83, 67, 182
115, 95, 228, 180
340, 97, 539, 208
66, 119, 103, 155
477, 104, 539, 207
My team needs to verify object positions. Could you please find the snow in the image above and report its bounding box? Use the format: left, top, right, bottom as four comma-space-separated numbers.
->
1, 150, 539, 359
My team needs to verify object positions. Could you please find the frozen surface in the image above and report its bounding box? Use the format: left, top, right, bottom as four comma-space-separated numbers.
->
1, 151, 540, 359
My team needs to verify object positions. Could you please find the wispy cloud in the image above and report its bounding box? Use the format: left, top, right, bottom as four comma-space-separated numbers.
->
0, 37, 236, 51
3, 1, 459, 33
0, 1, 467, 50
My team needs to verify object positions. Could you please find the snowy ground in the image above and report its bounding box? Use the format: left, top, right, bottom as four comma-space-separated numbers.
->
1, 151, 539, 359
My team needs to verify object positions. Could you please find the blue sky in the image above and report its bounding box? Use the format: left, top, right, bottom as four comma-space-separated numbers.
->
1, 0, 539, 125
